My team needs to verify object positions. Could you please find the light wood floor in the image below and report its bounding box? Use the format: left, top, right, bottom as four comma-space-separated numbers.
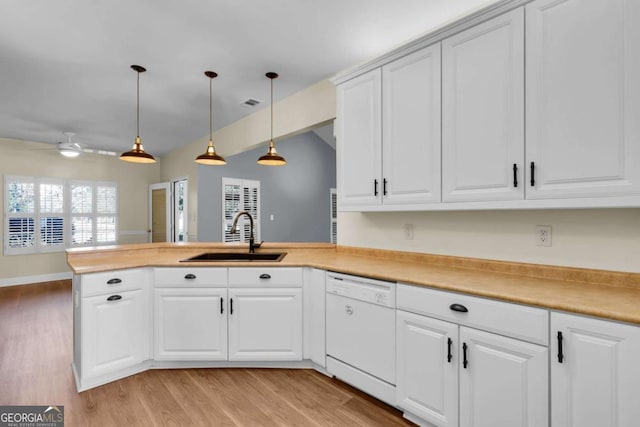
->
0, 280, 413, 426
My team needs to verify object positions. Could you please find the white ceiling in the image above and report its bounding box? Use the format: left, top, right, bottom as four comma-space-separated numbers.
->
0, 0, 497, 156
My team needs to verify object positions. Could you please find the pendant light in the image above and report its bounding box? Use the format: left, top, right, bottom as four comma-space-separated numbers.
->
195, 71, 226, 165
120, 65, 156, 163
257, 72, 286, 166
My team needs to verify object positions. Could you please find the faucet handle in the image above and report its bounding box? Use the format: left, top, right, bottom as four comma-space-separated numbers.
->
254, 241, 264, 249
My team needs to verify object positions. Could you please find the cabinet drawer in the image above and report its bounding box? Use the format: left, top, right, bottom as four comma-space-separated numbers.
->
154, 268, 227, 287
397, 283, 548, 345
228, 267, 302, 287
81, 268, 147, 297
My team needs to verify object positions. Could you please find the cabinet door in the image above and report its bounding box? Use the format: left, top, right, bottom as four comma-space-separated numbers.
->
442, 8, 524, 202
551, 312, 640, 427
228, 288, 302, 361
154, 288, 227, 361
382, 44, 441, 205
303, 268, 326, 367
459, 327, 548, 427
336, 69, 382, 208
396, 311, 458, 427
526, 0, 640, 199
82, 289, 148, 379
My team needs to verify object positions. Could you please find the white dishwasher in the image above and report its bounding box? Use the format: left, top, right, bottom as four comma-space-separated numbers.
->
326, 272, 396, 406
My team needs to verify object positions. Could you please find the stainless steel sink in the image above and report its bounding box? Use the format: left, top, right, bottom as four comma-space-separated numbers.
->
180, 252, 286, 262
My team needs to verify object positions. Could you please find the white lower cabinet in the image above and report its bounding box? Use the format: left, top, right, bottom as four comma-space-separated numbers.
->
81, 288, 148, 380
228, 287, 302, 361
396, 284, 549, 427
154, 288, 227, 360
551, 312, 640, 427
396, 311, 459, 427
459, 327, 548, 427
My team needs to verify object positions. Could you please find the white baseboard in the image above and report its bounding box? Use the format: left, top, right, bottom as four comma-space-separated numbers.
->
0, 272, 73, 288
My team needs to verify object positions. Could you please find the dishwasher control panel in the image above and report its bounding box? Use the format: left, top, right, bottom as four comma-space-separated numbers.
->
326, 272, 396, 308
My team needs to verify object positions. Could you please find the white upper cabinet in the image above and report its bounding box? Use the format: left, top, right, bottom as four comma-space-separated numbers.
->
442, 8, 524, 202
337, 44, 442, 210
526, 0, 640, 199
336, 69, 382, 208
382, 45, 442, 205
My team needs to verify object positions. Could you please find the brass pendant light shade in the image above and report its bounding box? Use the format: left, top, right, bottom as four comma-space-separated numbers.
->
195, 71, 226, 165
257, 72, 286, 166
120, 65, 156, 163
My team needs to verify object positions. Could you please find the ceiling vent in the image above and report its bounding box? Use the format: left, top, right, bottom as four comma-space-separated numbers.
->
243, 98, 261, 107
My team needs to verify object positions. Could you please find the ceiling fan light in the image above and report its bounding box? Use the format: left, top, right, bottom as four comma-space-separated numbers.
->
57, 141, 82, 158
120, 136, 156, 163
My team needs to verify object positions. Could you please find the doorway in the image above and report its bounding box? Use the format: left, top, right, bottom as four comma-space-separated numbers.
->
149, 179, 189, 243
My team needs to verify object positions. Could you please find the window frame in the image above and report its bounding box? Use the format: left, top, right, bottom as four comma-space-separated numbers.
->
4, 175, 119, 255
221, 177, 261, 244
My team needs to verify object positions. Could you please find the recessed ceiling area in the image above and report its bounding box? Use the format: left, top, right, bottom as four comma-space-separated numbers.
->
0, 0, 498, 156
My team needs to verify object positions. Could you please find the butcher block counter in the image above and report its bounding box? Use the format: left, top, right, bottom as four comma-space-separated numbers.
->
67, 242, 640, 325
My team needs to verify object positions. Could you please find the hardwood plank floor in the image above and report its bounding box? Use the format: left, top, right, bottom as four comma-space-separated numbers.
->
0, 280, 413, 426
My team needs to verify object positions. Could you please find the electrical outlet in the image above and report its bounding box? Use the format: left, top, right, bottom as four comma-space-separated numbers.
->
404, 224, 414, 240
536, 225, 552, 247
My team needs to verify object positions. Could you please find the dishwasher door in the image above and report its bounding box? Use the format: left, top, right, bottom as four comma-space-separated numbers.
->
326, 292, 395, 384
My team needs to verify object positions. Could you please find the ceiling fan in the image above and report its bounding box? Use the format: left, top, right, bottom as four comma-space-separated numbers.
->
25, 132, 117, 158
57, 132, 83, 157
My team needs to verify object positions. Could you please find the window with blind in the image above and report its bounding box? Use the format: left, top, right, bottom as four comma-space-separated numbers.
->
70, 181, 118, 246
4, 176, 118, 255
222, 177, 260, 243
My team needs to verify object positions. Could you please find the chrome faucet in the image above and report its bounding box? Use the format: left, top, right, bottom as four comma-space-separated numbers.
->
230, 211, 261, 253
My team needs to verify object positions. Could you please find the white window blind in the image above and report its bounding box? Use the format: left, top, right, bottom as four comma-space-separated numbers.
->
5, 176, 36, 254
38, 179, 65, 252
96, 184, 117, 243
222, 177, 260, 243
330, 188, 337, 244
70, 181, 118, 246
4, 176, 118, 255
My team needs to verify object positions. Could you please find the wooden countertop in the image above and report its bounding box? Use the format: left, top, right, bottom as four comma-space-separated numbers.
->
66, 242, 640, 325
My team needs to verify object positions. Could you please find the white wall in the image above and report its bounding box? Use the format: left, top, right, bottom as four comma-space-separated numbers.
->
0, 138, 161, 283
338, 209, 640, 273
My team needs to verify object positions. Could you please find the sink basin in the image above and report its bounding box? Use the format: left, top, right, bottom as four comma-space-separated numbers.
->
180, 252, 286, 262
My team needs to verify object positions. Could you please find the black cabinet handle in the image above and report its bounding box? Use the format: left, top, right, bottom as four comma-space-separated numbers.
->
107, 295, 122, 301
383, 178, 388, 196
513, 163, 518, 188
259, 273, 271, 280
184, 273, 197, 280
449, 303, 468, 313
557, 331, 564, 363
374, 179, 379, 196
107, 278, 122, 285
463, 342, 469, 369
220, 297, 224, 314
447, 338, 453, 363
230, 298, 234, 315
530, 162, 535, 186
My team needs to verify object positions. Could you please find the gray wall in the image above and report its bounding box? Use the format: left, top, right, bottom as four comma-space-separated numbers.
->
197, 131, 336, 242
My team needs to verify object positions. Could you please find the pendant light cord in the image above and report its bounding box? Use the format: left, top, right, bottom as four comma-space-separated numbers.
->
270, 77, 274, 142
136, 70, 140, 138
210, 77, 213, 141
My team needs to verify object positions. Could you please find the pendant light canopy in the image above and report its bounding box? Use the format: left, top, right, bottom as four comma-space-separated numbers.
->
195, 71, 226, 165
120, 65, 156, 164
257, 72, 286, 166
